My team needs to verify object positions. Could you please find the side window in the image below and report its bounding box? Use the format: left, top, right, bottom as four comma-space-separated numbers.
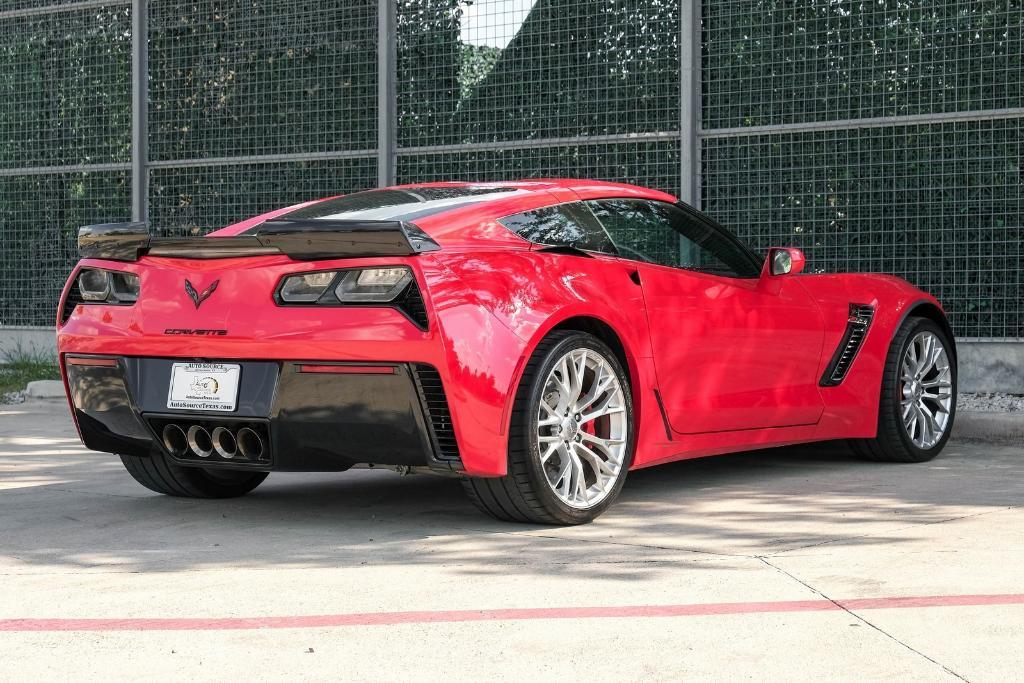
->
588, 199, 759, 278
499, 202, 616, 254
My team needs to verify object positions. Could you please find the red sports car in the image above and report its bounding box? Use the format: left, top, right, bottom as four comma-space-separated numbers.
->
58, 180, 957, 524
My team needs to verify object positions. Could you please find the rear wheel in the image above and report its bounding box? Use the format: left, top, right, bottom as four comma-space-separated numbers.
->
120, 452, 267, 498
850, 316, 956, 463
462, 331, 634, 525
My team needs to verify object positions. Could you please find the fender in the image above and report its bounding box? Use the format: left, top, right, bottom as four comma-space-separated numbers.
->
796, 274, 951, 439
430, 247, 659, 471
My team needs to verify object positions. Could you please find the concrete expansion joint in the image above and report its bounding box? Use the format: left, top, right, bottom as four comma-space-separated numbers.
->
757, 557, 970, 682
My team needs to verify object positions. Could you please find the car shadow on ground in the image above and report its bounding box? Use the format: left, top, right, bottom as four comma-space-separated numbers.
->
2, 427, 1020, 579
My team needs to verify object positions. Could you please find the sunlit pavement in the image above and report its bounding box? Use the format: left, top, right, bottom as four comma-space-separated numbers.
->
1, 401, 1021, 681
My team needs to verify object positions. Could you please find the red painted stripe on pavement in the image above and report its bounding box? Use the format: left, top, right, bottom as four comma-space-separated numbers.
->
2, 593, 1022, 633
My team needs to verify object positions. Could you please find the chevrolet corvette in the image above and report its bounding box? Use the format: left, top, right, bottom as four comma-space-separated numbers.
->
58, 180, 957, 524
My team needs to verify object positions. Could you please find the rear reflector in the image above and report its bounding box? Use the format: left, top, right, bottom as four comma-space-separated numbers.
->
66, 356, 118, 367
296, 364, 397, 375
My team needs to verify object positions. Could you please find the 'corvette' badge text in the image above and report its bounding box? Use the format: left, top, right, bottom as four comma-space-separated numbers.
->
164, 329, 228, 336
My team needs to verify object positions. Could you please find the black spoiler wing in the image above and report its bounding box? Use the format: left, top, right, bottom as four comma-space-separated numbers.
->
78, 220, 440, 261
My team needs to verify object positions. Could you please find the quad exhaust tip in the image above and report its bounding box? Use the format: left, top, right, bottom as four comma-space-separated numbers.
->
161, 423, 264, 461
236, 427, 264, 461
161, 424, 188, 457
211, 427, 237, 459
186, 425, 213, 458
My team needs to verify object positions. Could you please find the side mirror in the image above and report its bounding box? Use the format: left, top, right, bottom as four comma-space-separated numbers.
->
764, 247, 806, 276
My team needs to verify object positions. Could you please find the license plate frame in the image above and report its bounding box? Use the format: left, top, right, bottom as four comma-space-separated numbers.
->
167, 362, 241, 412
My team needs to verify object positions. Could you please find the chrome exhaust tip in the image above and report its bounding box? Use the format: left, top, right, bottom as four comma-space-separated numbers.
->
211, 427, 237, 459
186, 425, 213, 458
161, 424, 188, 457
236, 427, 264, 460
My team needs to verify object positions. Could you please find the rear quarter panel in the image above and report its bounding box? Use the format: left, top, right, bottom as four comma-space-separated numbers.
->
426, 248, 666, 474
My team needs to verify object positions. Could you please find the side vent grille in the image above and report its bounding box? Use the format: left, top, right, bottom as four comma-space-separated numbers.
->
411, 364, 462, 467
60, 282, 85, 326
396, 282, 428, 330
820, 303, 875, 386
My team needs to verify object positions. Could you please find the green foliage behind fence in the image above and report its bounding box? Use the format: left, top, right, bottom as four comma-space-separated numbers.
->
0, 0, 1021, 338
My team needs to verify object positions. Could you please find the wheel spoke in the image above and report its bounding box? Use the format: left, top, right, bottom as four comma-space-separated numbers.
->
555, 456, 572, 498
580, 390, 623, 423
904, 405, 919, 437
906, 339, 919, 373
577, 369, 613, 412
920, 404, 942, 444
539, 398, 560, 420
580, 432, 625, 459
915, 404, 932, 445
920, 335, 936, 376
573, 350, 588, 400
575, 442, 618, 479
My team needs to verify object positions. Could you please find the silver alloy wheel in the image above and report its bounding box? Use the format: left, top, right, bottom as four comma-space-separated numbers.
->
900, 331, 953, 449
536, 348, 628, 509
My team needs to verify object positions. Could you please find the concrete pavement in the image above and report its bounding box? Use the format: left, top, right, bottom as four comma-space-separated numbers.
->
1, 401, 1021, 681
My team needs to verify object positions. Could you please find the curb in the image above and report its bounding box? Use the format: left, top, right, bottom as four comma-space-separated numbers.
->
24, 380, 66, 400
954, 411, 1024, 445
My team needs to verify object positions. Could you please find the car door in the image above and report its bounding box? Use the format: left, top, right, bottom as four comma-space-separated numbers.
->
587, 198, 825, 434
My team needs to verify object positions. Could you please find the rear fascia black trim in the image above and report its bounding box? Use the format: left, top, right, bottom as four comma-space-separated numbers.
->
410, 364, 464, 471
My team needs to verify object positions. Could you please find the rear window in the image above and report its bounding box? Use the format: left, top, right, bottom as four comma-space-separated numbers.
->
499, 202, 615, 254
247, 187, 521, 232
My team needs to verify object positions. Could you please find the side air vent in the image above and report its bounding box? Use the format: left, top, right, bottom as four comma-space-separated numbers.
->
820, 304, 875, 386
59, 281, 85, 326
396, 281, 429, 330
411, 364, 462, 467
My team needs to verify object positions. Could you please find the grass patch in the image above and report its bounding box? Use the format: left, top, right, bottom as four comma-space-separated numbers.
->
0, 344, 60, 396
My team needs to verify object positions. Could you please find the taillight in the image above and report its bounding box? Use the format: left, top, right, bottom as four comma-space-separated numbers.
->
60, 268, 140, 325
274, 266, 427, 329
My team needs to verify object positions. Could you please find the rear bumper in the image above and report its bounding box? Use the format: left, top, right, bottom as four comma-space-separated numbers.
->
63, 355, 463, 473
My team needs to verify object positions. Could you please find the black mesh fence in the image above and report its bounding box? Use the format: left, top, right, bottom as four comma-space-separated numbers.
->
148, 158, 377, 236
148, 0, 378, 162
0, 170, 130, 327
703, 119, 1024, 339
0, 2, 132, 326
396, 0, 680, 146
703, 0, 1024, 128
0, 0, 1021, 339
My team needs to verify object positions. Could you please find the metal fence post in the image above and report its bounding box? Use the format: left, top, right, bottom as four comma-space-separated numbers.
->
680, 0, 700, 208
130, 0, 148, 223
377, 0, 397, 187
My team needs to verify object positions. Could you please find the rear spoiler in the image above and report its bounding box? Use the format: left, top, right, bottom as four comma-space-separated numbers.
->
78, 220, 440, 262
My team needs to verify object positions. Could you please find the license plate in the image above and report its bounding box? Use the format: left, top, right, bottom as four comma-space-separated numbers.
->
167, 362, 241, 412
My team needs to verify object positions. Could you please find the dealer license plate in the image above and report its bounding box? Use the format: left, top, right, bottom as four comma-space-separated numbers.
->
167, 362, 241, 412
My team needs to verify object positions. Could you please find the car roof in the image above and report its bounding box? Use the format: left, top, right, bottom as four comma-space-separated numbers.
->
214, 179, 679, 248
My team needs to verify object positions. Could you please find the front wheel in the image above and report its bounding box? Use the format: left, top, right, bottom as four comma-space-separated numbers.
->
120, 452, 268, 498
462, 331, 635, 525
850, 316, 957, 463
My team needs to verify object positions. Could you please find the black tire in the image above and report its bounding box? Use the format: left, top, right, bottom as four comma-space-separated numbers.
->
461, 331, 635, 525
850, 316, 957, 463
120, 452, 268, 498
